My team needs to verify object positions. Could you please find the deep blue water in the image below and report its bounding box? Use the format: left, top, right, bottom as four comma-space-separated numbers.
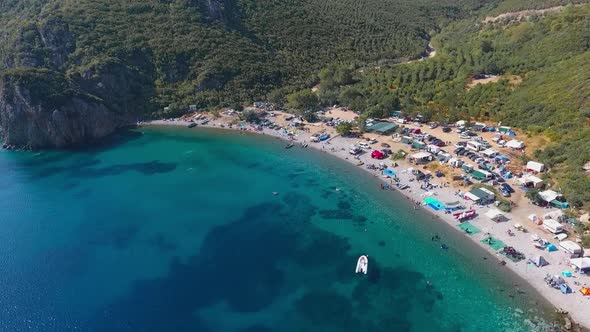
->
0, 127, 555, 331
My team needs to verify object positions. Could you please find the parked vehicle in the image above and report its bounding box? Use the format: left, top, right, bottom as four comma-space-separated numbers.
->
358, 142, 370, 149
442, 127, 452, 133
500, 183, 514, 193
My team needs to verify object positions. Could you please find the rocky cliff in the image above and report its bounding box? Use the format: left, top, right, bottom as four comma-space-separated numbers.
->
0, 14, 151, 150
0, 69, 137, 150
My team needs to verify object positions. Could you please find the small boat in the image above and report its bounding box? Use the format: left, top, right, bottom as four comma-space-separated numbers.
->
356, 161, 364, 166
285, 143, 294, 149
188, 122, 197, 128
355, 255, 368, 274
301, 143, 309, 148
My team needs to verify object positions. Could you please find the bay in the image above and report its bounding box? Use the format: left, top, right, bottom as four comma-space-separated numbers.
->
0, 127, 556, 331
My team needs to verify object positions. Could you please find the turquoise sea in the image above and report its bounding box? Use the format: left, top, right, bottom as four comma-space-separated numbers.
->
0, 127, 557, 332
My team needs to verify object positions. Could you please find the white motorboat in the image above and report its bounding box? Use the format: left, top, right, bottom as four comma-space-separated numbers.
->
355, 255, 368, 274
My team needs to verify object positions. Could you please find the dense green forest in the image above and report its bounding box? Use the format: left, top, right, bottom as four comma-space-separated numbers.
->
0, 0, 499, 116
311, 4, 590, 207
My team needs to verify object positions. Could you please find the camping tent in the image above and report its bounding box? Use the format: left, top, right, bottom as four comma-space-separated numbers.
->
371, 150, 385, 159
570, 257, 590, 272
485, 208, 508, 222
382, 169, 396, 177
529, 255, 549, 267
546, 244, 558, 252
543, 210, 564, 221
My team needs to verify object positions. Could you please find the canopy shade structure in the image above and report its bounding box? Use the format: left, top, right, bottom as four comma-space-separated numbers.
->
367, 122, 398, 134
506, 140, 525, 149
464, 192, 480, 201
540, 190, 560, 203
411, 152, 432, 160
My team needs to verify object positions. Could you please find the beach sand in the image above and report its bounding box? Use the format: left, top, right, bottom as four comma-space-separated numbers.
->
146, 112, 590, 330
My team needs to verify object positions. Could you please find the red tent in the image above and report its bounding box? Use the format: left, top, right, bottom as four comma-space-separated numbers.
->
371, 150, 384, 159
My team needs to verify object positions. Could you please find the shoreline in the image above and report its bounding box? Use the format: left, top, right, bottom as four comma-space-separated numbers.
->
144, 117, 589, 330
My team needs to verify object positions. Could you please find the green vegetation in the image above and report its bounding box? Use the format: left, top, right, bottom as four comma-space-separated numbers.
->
335, 122, 353, 136
319, 4, 590, 207
0, 0, 493, 118
0, 68, 74, 109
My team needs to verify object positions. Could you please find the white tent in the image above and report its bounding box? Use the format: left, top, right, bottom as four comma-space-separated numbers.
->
529, 255, 549, 267
543, 209, 564, 221
506, 140, 525, 149
570, 257, 590, 272
485, 208, 503, 219
528, 214, 538, 222
411, 152, 432, 160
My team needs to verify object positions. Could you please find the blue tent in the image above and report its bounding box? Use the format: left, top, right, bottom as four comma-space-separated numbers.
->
383, 169, 396, 177
546, 244, 558, 252
560, 284, 572, 294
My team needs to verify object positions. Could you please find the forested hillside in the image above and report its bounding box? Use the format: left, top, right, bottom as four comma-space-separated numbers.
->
0, 0, 494, 117
314, 4, 590, 206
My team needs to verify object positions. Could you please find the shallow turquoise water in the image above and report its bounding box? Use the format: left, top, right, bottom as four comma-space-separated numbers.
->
0, 127, 554, 331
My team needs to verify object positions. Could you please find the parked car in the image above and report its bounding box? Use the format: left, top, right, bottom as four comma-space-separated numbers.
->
454, 141, 467, 148
433, 141, 446, 147
458, 149, 468, 156
442, 127, 452, 133
500, 183, 514, 193
454, 147, 464, 154
500, 190, 511, 197
381, 143, 390, 148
